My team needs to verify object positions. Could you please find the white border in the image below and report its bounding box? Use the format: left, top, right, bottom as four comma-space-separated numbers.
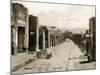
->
0, 0, 98, 75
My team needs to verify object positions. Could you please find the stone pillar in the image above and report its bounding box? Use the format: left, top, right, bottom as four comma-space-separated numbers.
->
36, 24, 40, 52
25, 10, 29, 53
43, 30, 45, 50
52, 39, 53, 46
14, 27, 18, 55
48, 30, 50, 48
50, 38, 51, 47
54, 36, 55, 46
50, 37, 52, 47
53, 39, 54, 46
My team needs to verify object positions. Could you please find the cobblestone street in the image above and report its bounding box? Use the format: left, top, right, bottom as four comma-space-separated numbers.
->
12, 39, 95, 74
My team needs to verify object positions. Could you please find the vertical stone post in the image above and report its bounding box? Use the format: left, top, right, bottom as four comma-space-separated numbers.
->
48, 30, 50, 48
50, 37, 52, 47
53, 39, 54, 46
43, 30, 45, 50
50, 38, 52, 47
52, 39, 53, 47
36, 23, 40, 52
25, 9, 29, 53
14, 26, 18, 55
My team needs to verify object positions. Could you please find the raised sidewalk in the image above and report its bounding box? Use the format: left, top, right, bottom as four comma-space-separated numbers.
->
11, 53, 37, 72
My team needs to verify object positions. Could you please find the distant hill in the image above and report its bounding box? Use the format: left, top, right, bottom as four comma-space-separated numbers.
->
68, 27, 89, 34
59, 27, 89, 34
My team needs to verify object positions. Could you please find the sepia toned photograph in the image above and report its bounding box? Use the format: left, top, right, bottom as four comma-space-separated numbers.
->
11, 0, 96, 74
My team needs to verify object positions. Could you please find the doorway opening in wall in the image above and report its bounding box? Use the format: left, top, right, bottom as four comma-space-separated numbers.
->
18, 27, 25, 53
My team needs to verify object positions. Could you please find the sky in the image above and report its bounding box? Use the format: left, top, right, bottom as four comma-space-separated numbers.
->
12, 0, 95, 29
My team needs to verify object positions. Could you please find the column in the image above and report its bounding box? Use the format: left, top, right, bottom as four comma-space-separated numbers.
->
48, 30, 50, 48
55, 36, 56, 46
14, 27, 18, 55
50, 37, 52, 47
43, 30, 45, 50
50, 38, 51, 47
36, 24, 40, 52
25, 10, 29, 53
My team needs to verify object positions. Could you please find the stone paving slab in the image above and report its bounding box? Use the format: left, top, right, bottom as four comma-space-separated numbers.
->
12, 39, 96, 74
68, 44, 96, 71
11, 52, 37, 72
11, 53, 36, 68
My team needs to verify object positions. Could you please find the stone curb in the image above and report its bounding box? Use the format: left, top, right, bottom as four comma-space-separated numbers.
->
12, 57, 36, 72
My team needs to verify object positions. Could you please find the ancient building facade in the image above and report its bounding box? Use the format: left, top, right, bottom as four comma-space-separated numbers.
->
48, 26, 64, 47
11, 3, 29, 55
11, 3, 65, 56
28, 15, 38, 52
89, 17, 96, 61
39, 26, 48, 50
39, 26, 64, 50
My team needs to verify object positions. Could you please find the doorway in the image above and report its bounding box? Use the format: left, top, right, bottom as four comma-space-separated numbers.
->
18, 27, 25, 53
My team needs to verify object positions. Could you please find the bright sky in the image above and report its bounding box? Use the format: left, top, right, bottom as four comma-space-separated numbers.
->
12, 0, 95, 29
